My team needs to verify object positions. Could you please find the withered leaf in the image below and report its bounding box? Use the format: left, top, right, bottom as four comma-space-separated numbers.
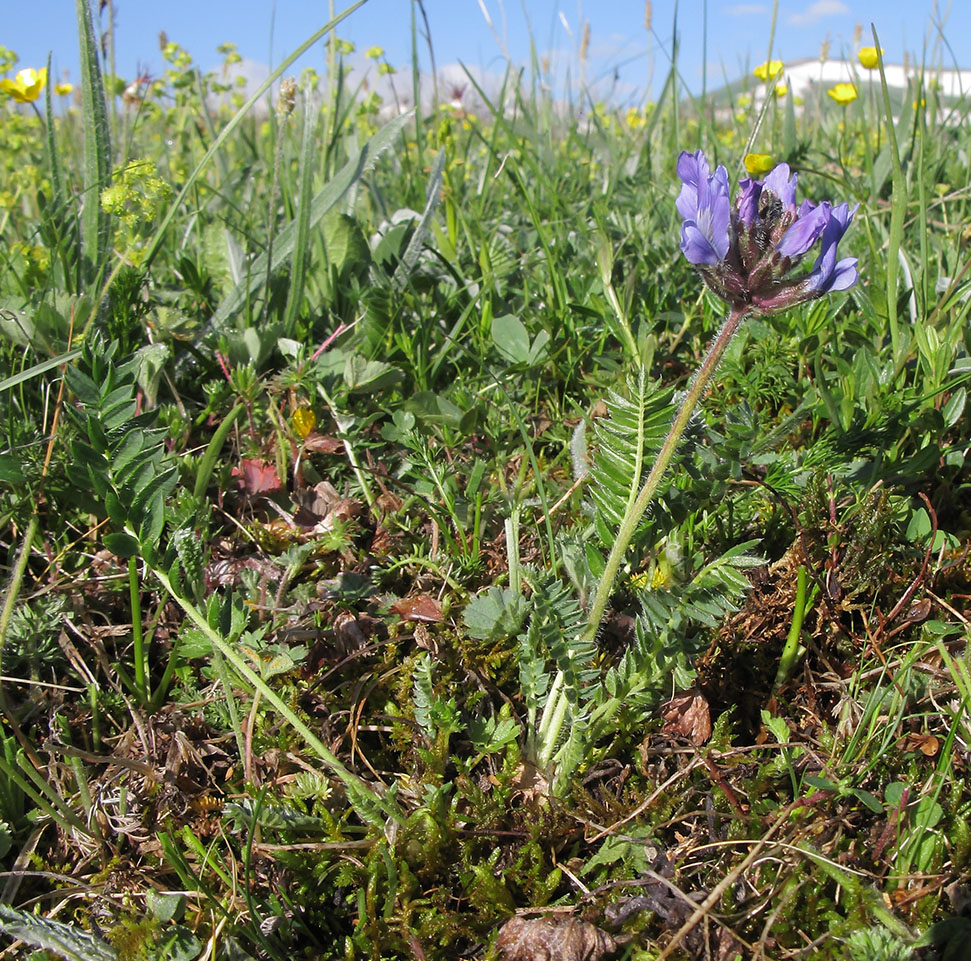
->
236, 458, 283, 495
496, 916, 617, 961
302, 432, 344, 454
390, 594, 443, 623
901, 732, 939, 757
660, 689, 712, 746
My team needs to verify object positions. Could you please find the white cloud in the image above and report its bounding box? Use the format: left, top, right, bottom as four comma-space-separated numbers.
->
788, 0, 850, 28
726, 4, 768, 14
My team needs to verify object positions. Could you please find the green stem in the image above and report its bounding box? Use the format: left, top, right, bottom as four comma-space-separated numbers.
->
773, 564, 818, 695
532, 305, 749, 789
582, 305, 748, 642
128, 556, 147, 706
152, 568, 399, 824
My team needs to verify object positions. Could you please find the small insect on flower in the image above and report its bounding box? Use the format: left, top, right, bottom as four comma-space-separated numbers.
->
858, 46, 883, 70
828, 83, 858, 106
0, 66, 47, 103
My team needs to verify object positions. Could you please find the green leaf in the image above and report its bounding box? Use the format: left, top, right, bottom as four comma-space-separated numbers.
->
849, 788, 885, 815
467, 712, 521, 754
343, 354, 403, 393
282, 81, 321, 336
463, 586, 525, 642
391, 148, 445, 290
322, 210, 370, 277
208, 110, 413, 330
146, 891, 185, 923
138, 492, 167, 548
942, 387, 966, 428
492, 313, 531, 365
103, 532, 140, 558
0, 903, 118, 961
406, 391, 463, 428
0, 455, 25, 487
76, 0, 112, 286
154, 926, 200, 961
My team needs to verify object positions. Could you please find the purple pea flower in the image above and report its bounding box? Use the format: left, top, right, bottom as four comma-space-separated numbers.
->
675, 150, 858, 313
676, 150, 731, 266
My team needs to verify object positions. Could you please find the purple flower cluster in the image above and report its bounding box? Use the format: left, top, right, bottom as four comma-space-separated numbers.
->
676, 150, 858, 312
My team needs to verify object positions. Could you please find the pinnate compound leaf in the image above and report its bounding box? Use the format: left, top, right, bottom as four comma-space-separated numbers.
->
0, 902, 119, 960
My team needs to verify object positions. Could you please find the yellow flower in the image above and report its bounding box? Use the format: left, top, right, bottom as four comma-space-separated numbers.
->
0, 66, 47, 103
54, 82, 73, 96
744, 152, 775, 176
827, 83, 858, 105
292, 408, 316, 439
775, 83, 788, 97
753, 60, 783, 82
857, 46, 883, 70
366, 46, 384, 60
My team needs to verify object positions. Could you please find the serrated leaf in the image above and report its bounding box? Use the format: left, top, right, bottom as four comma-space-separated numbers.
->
467, 713, 521, 754
463, 586, 525, 642
343, 354, 402, 393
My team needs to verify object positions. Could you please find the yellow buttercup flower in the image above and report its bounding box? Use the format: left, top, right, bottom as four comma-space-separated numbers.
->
775, 83, 788, 97
858, 46, 883, 70
828, 83, 858, 105
292, 408, 316, 439
0, 66, 47, 103
54, 82, 74, 96
744, 153, 775, 176
753, 60, 783, 82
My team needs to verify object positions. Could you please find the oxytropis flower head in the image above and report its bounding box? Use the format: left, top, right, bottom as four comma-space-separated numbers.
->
676, 149, 858, 312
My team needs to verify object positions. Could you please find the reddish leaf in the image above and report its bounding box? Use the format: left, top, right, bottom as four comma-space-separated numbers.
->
235, 459, 283, 495
390, 594, 443, 623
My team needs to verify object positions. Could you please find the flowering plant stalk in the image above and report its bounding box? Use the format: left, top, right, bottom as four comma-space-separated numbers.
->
580, 150, 858, 642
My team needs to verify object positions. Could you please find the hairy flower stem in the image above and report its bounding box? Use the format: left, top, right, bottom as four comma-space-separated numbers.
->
582, 305, 749, 642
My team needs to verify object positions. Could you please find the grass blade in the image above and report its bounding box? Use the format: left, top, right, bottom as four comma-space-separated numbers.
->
75, 0, 112, 288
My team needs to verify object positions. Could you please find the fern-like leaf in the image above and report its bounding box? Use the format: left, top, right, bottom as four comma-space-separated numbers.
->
585, 368, 679, 549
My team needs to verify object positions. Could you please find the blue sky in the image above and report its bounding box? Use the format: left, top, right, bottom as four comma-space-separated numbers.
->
5, 2, 967, 104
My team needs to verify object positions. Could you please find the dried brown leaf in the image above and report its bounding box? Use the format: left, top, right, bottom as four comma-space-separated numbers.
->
390, 594, 443, 623
901, 732, 939, 757
660, 689, 712, 746
496, 916, 617, 961
301, 432, 344, 454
